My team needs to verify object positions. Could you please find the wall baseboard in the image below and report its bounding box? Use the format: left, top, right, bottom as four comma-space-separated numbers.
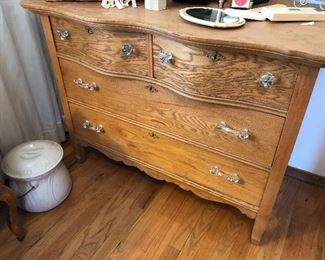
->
286, 166, 325, 188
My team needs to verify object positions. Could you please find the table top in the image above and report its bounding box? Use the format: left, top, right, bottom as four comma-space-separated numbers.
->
21, 0, 325, 66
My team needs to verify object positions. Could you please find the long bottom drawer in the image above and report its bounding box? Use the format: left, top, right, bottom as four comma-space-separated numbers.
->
70, 103, 269, 207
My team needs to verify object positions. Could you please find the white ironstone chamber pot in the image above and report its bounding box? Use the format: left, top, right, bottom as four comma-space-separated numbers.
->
1, 140, 72, 212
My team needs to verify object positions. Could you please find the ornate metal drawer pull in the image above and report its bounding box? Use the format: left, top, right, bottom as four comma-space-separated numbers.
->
206, 51, 224, 61
73, 78, 97, 91
159, 52, 173, 64
121, 43, 135, 58
259, 72, 277, 88
56, 29, 69, 40
216, 121, 250, 140
148, 132, 159, 139
209, 165, 240, 183
82, 120, 104, 133
146, 85, 158, 93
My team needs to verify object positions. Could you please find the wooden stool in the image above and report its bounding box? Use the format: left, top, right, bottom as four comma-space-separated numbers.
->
0, 184, 26, 241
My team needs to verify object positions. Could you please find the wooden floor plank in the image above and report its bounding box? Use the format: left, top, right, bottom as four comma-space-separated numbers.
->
37, 171, 158, 259
149, 196, 212, 259
107, 185, 187, 260
0, 153, 121, 259
281, 181, 325, 260
243, 177, 301, 260
17, 155, 126, 260
0, 151, 324, 260
316, 216, 325, 260
132, 191, 210, 260
63, 172, 161, 260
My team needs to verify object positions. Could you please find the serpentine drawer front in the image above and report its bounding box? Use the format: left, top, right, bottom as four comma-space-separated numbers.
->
153, 35, 299, 113
21, 0, 323, 245
69, 103, 269, 208
61, 58, 285, 168
51, 17, 150, 77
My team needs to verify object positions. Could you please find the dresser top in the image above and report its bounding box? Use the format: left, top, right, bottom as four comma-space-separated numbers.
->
21, 0, 325, 66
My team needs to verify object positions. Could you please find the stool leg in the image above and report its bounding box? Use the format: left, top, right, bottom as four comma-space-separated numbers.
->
0, 185, 26, 241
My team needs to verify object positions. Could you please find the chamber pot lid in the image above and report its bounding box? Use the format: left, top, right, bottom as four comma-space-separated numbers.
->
1, 140, 63, 180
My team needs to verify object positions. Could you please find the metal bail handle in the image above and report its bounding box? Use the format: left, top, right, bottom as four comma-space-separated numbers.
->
17, 181, 39, 199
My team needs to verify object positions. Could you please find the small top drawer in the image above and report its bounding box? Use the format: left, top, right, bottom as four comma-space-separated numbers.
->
153, 35, 299, 112
51, 17, 150, 77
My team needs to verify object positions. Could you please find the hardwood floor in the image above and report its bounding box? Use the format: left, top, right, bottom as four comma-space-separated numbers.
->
0, 150, 324, 260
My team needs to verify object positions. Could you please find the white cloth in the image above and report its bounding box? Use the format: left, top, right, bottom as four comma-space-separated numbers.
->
0, 0, 65, 179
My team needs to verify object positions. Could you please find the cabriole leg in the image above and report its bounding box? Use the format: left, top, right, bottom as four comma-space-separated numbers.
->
251, 216, 269, 245
0, 185, 26, 241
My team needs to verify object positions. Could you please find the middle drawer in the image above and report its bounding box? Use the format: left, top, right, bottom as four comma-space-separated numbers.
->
61, 59, 285, 168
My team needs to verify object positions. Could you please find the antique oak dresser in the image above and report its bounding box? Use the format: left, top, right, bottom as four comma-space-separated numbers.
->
21, 0, 325, 244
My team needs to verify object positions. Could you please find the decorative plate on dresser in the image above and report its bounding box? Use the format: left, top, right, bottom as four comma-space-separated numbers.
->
21, 0, 325, 244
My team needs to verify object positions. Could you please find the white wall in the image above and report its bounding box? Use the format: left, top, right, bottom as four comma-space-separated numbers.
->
289, 69, 325, 176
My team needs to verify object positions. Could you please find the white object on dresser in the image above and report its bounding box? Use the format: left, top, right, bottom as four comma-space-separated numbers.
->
224, 8, 267, 20
225, 4, 325, 21
1, 140, 72, 212
145, 0, 166, 11
261, 4, 325, 21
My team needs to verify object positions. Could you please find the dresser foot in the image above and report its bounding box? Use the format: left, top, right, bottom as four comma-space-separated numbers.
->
10, 223, 27, 241
0, 185, 27, 241
75, 143, 87, 163
251, 234, 262, 245
251, 217, 268, 245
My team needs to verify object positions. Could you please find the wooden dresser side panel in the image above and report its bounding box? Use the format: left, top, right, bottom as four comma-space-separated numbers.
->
40, 15, 74, 137
251, 66, 319, 244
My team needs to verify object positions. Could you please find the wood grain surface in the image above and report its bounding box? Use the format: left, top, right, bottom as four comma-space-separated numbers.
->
69, 103, 269, 207
20, 0, 325, 67
153, 35, 299, 113
0, 151, 324, 259
51, 17, 150, 77
61, 58, 285, 168
40, 16, 76, 140
76, 140, 258, 218
21, 0, 324, 245
251, 66, 319, 244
